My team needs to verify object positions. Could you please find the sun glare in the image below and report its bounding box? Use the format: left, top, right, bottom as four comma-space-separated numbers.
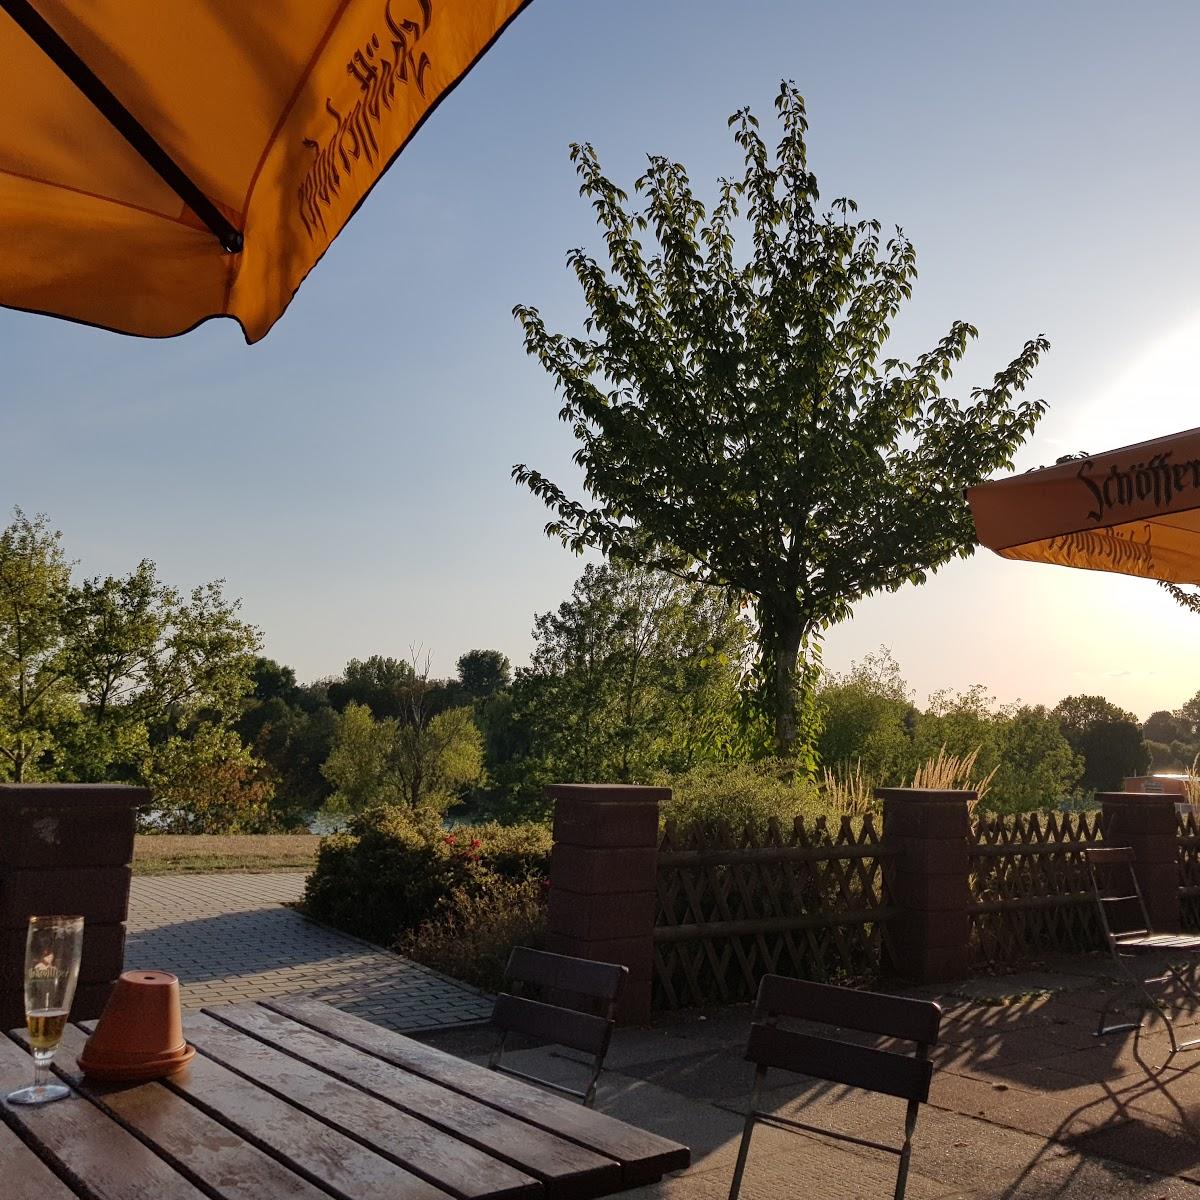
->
1064, 312, 1200, 452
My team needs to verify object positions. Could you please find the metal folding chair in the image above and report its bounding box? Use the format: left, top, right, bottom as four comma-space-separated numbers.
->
1085, 846, 1200, 1056
488, 946, 627, 1107
728, 975, 942, 1200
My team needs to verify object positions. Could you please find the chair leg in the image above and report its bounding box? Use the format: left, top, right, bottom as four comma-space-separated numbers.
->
727, 1066, 766, 1200
583, 1053, 603, 1109
1169, 960, 1200, 1007
1095, 955, 1160, 1039
893, 1098, 920, 1200
1160, 964, 1200, 1056
487, 1030, 508, 1072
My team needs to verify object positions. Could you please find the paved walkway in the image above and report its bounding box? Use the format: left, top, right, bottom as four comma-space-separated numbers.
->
126, 873, 493, 1032
421, 954, 1200, 1198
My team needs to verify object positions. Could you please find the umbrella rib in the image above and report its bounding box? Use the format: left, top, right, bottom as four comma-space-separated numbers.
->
0, 0, 243, 253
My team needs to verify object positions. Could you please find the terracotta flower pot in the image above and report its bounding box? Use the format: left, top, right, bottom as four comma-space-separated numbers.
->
78, 970, 190, 1077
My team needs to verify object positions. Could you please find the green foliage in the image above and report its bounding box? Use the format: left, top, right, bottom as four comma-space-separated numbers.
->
989, 706, 1083, 812
498, 561, 748, 815
808, 654, 1083, 813
659, 759, 822, 830
513, 81, 1048, 758
0, 509, 262, 833
239, 692, 337, 824
456, 649, 512, 702
1145, 739, 1174, 772
302, 805, 551, 946
1144, 709, 1187, 745
0, 511, 78, 780
322, 699, 484, 813
326, 655, 416, 718
394, 704, 484, 809
911, 686, 1002, 781
816, 648, 917, 784
322, 702, 402, 809
397, 874, 548, 993
140, 725, 276, 834
1053, 694, 1150, 792
1178, 690, 1200, 740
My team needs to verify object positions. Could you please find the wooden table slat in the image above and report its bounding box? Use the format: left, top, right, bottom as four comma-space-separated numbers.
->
78, 1020, 454, 1200
49, 1024, 333, 1200
0, 1111, 78, 1200
12, 999, 689, 1200
266, 997, 691, 1187
184, 1011, 540, 1200
208, 1002, 623, 1200
0, 1033, 208, 1200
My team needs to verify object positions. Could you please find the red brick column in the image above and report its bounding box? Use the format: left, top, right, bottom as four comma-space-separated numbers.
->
0, 784, 145, 1029
546, 783, 666, 1025
878, 788, 973, 984
1099, 791, 1180, 933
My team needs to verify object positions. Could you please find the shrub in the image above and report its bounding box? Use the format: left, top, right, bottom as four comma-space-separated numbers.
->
659, 759, 824, 830
397, 873, 548, 992
451, 820, 553, 877
302, 804, 550, 946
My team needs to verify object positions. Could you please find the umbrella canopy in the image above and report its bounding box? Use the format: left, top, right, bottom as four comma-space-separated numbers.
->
968, 426, 1200, 585
0, 0, 529, 342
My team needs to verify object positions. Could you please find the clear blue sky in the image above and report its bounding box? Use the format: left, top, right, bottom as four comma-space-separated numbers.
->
4, 0, 1199, 718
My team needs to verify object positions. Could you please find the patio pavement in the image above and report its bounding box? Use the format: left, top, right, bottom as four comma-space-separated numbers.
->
126, 872, 493, 1032
420, 953, 1200, 1198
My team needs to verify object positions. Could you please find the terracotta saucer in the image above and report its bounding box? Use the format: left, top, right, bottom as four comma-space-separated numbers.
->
77, 1043, 196, 1082
80, 1040, 189, 1068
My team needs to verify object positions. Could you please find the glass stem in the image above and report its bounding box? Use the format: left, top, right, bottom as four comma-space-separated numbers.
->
33, 1050, 53, 1091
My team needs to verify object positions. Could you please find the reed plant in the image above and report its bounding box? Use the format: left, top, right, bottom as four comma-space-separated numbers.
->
910, 745, 996, 811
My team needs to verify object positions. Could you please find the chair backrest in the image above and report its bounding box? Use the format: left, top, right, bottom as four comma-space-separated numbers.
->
492, 947, 627, 1057
747, 976, 941, 1103
1084, 846, 1153, 940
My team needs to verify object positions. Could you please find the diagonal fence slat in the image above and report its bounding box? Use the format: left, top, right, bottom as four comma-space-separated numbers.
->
967, 810, 1106, 966
1178, 809, 1200, 931
653, 803, 1200, 1006
653, 814, 897, 1009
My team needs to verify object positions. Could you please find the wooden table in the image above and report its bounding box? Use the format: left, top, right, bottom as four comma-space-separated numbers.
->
0, 998, 690, 1200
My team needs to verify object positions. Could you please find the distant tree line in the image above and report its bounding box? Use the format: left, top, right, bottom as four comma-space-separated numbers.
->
1142, 700, 1200, 774
0, 508, 1164, 830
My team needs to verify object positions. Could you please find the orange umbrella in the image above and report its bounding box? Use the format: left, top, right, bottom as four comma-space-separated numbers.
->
968, 427, 1200, 585
0, 0, 530, 342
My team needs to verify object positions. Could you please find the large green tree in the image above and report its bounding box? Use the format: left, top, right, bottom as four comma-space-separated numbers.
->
1053, 694, 1149, 792
505, 562, 748, 802
321, 697, 484, 812
237, 657, 338, 823
456, 649, 512, 702
989, 705, 1082, 812
0, 511, 77, 780
0, 509, 267, 829
513, 83, 1048, 759
816, 648, 917, 784
326, 655, 416, 718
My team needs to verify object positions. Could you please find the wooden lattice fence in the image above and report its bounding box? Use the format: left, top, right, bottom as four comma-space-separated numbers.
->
968, 811, 1106, 965
1179, 810, 1200, 932
653, 815, 898, 1009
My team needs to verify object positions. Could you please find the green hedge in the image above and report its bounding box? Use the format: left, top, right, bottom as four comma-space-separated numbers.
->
302, 805, 551, 946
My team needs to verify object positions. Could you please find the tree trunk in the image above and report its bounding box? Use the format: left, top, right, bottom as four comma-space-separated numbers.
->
771, 621, 805, 757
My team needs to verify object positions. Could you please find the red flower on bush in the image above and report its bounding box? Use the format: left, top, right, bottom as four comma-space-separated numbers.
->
469, 838, 481, 850
443, 834, 457, 845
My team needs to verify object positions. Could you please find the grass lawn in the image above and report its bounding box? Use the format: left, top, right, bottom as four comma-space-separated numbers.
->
133, 834, 322, 875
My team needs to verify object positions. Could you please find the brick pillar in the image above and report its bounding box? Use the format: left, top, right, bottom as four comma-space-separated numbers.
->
878, 788, 972, 984
0, 784, 145, 1030
546, 783, 666, 1025
1099, 791, 1179, 933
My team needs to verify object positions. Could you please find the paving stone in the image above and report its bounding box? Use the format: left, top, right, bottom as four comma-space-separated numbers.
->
126, 872, 493, 1032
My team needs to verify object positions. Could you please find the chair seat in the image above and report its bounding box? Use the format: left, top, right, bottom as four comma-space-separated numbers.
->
1114, 933, 1200, 953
